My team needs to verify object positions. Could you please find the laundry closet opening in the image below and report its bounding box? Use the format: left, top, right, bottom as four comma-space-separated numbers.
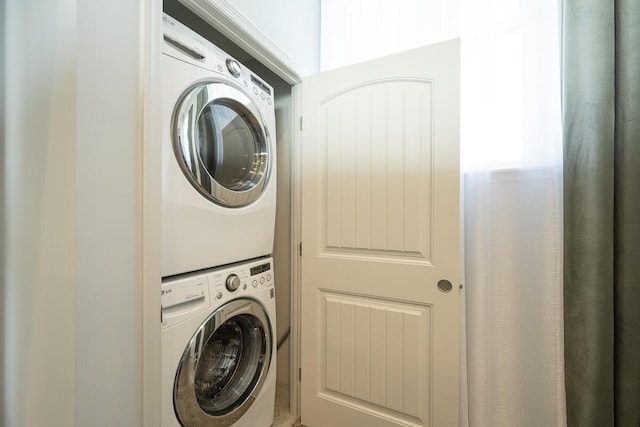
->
164, 0, 295, 411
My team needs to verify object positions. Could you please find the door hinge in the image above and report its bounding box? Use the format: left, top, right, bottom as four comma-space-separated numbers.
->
299, 367, 302, 382
299, 242, 302, 257
299, 116, 303, 131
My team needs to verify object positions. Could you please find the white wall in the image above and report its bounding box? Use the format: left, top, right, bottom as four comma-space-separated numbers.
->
227, 0, 320, 74
4, 1, 76, 424
2, 0, 147, 424
75, 0, 144, 424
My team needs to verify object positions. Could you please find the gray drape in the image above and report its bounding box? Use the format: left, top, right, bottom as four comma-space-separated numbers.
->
562, 0, 640, 426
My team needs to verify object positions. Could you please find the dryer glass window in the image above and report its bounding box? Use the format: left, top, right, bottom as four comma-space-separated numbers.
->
194, 314, 267, 415
197, 101, 266, 191
174, 82, 271, 208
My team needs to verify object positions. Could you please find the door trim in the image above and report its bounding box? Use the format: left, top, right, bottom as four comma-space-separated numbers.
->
142, 1, 163, 426
290, 84, 304, 418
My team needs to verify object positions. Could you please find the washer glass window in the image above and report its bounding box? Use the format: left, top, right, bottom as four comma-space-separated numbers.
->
194, 314, 266, 414
174, 82, 271, 207
174, 299, 273, 426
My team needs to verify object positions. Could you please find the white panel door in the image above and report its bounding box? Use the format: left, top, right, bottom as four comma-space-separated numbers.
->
301, 39, 460, 427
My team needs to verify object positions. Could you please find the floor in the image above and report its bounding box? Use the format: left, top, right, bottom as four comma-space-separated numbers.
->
273, 380, 302, 427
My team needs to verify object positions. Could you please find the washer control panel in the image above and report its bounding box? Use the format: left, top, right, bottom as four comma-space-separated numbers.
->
208, 258, 274, 302
161, 257, 274, 328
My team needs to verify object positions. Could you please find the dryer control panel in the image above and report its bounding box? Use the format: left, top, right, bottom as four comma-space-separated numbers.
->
212, 54, 274, 109
163, 13, 275, 111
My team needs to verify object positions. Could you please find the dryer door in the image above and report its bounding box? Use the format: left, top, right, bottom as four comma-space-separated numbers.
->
173, 82, 272, 207
173, 298, 273, 426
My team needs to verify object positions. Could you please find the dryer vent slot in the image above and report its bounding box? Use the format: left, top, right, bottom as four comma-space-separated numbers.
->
164, 35, 206, 61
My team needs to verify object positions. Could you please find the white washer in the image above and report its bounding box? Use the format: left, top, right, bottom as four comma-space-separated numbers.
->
161, 257, 276, 427
161, 14, 277, 277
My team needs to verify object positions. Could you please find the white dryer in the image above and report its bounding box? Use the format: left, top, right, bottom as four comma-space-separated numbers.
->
161, 14, 277, 277
161, 257, 276, 427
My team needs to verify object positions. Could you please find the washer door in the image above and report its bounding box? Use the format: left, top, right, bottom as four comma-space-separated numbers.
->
173, 298, 273, 427
173, 81, 271, 207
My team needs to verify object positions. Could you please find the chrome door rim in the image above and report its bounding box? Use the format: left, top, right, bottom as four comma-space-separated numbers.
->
173, 298, 272, 426
173, 81, 272, 208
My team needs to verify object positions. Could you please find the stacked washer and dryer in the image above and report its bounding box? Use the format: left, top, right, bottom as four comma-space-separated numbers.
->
160, 13, 278, 427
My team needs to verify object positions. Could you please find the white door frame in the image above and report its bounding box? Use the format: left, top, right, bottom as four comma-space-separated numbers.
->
142, 0, 305, 423
142, 1, 163, 425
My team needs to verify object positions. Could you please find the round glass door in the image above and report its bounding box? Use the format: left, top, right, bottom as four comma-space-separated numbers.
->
173, 82, 271, 207
173, 299, 273, 426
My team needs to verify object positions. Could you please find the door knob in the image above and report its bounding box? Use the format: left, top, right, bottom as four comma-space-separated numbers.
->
437, 279, 453, 293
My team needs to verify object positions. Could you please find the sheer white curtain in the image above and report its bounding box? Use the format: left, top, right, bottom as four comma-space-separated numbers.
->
321, 1, 566, 426
460, 1, 565, 426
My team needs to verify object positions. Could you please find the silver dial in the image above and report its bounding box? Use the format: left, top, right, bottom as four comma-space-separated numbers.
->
226, 274, 241, 291
226, 59, 241, 77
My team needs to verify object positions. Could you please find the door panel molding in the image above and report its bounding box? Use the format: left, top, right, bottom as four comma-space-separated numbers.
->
317, 79, 435, 263
317, 291, 432, 426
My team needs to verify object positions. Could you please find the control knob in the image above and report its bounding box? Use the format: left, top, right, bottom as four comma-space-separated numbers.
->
226, 59, 241, 77
226, 274, 241, 292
